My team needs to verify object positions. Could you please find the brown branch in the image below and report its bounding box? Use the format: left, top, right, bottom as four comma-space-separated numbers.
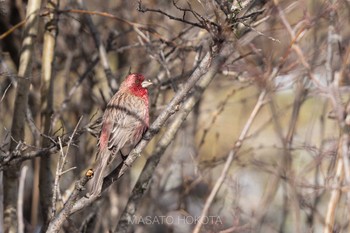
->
0, 19, 26, 40
0, 17, 20, 66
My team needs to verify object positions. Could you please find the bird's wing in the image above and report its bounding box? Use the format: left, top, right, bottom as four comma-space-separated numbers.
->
90, 92, 148, 196
106, 92, 148, 154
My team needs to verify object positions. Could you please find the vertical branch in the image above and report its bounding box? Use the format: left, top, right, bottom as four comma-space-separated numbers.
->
255, 93, 301, 233
324, 101, 350, 233
31, 160, 40, 230
324, 146, 344, 233
39, 0, 59, 231
17, 166, 28, 233
51, 118, 81, 217
3, 0, 42, 232
279, 79, 306, 232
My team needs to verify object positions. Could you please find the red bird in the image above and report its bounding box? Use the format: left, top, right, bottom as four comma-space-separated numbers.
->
90, 73, 152, 196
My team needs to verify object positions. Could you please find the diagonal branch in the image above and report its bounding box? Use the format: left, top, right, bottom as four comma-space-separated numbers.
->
45, 169, 94, 233
45, 42, 224, 232
71, 47, 218, 212
193, 90, 267, 233
115, 54, 228, 233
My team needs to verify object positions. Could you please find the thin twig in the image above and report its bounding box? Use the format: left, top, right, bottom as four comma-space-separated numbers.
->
51, 117, 82, 217
0, 19, 26, 40
77, 0, 115, 90
46, 170, 94, 233
274, 1, 324, 90
137, 0, 205, 29
193, 90, 266, 233
0, 119, 100, 169
0, 82, 12, 103
198, 87, 236, 149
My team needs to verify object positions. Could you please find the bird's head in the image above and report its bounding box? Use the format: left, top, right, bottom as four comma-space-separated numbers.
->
121, 73, 152, 99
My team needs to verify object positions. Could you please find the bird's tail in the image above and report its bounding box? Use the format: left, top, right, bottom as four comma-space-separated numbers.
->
90, 149, 110, 196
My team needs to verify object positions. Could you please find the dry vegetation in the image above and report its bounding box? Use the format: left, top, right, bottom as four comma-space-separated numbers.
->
1, 0, 350, 232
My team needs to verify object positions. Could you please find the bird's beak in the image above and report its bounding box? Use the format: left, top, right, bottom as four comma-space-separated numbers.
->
141, 80, 153, 88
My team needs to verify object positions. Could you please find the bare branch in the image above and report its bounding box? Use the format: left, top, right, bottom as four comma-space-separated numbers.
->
51, 117, 82, 217
17, 166, 28, 233
137, 0, 205, 29
193, 90, 266, 233
3, 0, 42, 231
46, 169, 94, 233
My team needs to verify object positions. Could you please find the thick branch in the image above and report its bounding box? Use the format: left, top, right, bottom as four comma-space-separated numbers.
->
39, 0, 59, 230
3, 0, 42, 232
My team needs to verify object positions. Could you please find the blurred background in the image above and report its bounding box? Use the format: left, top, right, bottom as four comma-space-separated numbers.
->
1, 0, 350, 232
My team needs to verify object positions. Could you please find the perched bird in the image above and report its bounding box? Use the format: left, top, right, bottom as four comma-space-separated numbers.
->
90, 73, 152, 196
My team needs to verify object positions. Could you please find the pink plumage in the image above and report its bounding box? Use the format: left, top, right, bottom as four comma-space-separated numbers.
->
90, 73, 152, 196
